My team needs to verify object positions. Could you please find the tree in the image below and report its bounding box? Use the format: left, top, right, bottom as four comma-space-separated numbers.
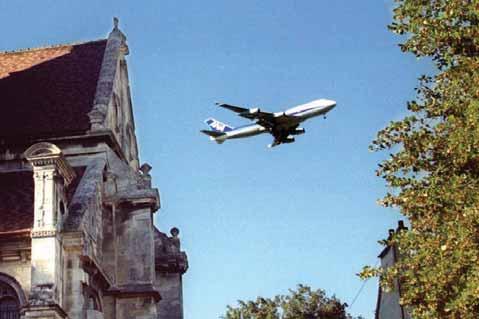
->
221, 284, 362, 319
360, 1, 479, 318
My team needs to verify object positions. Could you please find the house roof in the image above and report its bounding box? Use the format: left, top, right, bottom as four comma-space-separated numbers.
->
0, 167, 85, 235
0, 39, 107, 138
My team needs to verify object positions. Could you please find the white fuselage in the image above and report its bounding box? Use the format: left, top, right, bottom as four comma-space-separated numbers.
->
212, 99, 336, 143
283, 98, 336, 118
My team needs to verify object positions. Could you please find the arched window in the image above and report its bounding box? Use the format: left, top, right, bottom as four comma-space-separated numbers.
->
0, 274, 26, 319
0, 282, 19, 319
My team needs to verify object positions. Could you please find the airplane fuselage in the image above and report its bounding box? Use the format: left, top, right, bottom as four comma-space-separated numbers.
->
224, 124, 267, 139
211, 99, 336, 144
284, 99, 336, 118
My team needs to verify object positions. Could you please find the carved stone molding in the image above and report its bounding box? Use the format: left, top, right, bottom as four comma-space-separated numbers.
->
155, 251, 188, 275
104, 284, 161, 302
31, 230, 56, 238
24, 142, 76, 187
23, 304, 68, 319
87, 107, 107, 131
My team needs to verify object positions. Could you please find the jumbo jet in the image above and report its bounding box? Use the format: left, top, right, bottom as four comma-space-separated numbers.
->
200, 99, 336, 148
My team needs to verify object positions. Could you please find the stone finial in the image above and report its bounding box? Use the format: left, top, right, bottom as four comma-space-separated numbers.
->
138, 163, 153, 189
170, 227, 180, 250
170, 227, 179, 238
140, 163, 152, 175
113, 17, 119, 30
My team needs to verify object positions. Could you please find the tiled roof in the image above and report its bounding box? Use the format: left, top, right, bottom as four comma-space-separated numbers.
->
0, 167, 85, 234
0, 40, 107, 138
0, 171, 34, 233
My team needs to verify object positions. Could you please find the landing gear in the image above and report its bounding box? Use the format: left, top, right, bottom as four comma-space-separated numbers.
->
268, 140, 281, 148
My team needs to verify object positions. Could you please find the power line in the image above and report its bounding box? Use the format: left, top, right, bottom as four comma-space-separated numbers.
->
349, 277, 370, 309
349, 261, 380, 310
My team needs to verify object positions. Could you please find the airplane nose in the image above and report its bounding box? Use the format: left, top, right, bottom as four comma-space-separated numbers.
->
325, 99, 336, 107
317, 99, 335, 106
321, 99, 336, 111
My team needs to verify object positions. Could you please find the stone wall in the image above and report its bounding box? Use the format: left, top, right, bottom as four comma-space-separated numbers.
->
116, 207, 155, 285
116, 297, 157, 319
154, 229, 187, 319
0, 239, 31, 299
155, 273, 183, 319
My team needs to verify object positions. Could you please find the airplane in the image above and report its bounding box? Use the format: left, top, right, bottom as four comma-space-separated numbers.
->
200, 98, 336, 148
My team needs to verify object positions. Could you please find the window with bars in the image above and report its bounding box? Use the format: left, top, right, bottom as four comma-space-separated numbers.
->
0, 275, 23, 319
0, 297, 18, 319
0, 281, 19, 319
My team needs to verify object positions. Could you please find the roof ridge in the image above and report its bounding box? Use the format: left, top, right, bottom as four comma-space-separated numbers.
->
0, 38, 107, 55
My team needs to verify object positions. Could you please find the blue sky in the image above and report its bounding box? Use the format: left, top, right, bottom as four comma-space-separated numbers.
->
1, 1, 433, 318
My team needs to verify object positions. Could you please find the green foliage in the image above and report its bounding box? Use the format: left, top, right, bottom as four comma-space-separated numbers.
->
362, 0, 479, 318
222, 284, 363, 319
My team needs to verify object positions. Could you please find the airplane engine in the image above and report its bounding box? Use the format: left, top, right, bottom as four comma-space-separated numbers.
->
239, 108, 261, 118
292, 128, 305, 135
283, 136, 295, 144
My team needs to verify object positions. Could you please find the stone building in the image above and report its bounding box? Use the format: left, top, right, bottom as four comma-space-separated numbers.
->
0, 19, 188, 319
375, 221, 409, 319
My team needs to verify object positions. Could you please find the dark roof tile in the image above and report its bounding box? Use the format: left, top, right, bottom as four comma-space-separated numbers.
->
0, 40, 107, 138
0, 171, 34, 233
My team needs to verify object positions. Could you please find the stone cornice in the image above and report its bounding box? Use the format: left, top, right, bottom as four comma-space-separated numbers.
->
31, 229, 57, 238
24, 142, 76, 186
21, 304, 68, 318
105, 188, 160, 212
0, 131, 126, 165
104, 284, 161, 302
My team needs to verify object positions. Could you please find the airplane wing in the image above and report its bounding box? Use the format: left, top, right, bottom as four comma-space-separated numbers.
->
216, 102, 278, 124
216, 103, 248, 113
242, 111, 275, 122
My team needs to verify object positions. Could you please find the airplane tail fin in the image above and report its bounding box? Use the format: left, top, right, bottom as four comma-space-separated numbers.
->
204, 118, 234, 133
